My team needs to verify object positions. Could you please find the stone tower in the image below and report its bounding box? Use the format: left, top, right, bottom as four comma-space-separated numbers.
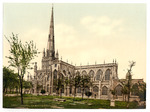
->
42, 6, 56, 69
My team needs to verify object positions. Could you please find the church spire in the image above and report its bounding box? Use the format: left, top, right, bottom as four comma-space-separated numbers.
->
47, 5, 55, 59
49, 5, 54, 37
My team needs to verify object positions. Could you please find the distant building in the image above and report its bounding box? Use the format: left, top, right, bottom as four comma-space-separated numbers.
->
31, 6, 144, 101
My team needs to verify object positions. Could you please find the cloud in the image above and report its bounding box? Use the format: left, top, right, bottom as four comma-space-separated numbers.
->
55, 23, 78, 48
80, 16, 124, 37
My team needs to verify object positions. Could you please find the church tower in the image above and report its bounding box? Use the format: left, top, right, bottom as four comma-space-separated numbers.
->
42, 6, 56, 69
47, 6, 55, 60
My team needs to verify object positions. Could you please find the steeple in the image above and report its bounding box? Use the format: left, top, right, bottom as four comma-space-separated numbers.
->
47, 5, 55, 60
49, 5, 54, 39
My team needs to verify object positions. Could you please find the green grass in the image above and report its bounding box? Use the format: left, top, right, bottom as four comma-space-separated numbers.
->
3, 94, 141, 109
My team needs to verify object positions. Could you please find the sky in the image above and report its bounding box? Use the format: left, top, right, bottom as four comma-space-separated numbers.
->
3, 3, 146, 81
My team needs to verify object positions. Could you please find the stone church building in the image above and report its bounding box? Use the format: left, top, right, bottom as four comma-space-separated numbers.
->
31, 6, 144, 101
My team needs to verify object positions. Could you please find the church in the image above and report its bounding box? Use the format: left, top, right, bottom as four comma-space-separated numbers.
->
31, 6, 144, 101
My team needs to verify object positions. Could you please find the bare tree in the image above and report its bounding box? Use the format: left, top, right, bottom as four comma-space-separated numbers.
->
126, 61, 136, 103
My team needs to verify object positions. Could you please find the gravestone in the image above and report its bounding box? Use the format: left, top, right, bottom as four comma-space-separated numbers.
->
110, 99, 115, 107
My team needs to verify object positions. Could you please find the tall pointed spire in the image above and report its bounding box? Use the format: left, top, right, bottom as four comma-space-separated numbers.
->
49, 5, 54, 37
47, 4, 55, 59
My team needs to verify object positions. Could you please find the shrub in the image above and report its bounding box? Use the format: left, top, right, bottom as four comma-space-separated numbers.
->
85, 91, 92, 98
41, 89, 46, 94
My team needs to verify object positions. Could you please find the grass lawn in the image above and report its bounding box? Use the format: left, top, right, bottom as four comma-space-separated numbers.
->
3, 94, 140, 109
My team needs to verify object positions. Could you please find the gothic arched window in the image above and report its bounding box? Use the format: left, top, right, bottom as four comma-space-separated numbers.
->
105, 69, 111, 80
102, 86, 108, 95
45, 77, 46, 84
115, 84, 123, 96
89, 70, 94, 78
70, 86, 72, 94
59, 73, 64, 79
93, 86, 99, 92
82, 70, 87, 76
77, 87, 81, 93
96, 69, 103, 81
131, 83, 139, 96
76, 71, 80, 76
63, 70, 66, 76
61, 85, 64, 93
38, 73, 42, 79
47, 84, 49, 92
53, 86, 56, 93
53, 70, 57, 80
47, 74, 50, 81
85, 86, 90, 93
68, 71, 71, 79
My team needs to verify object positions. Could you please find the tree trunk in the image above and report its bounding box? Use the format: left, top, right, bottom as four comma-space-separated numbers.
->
20, 78, 23, 105
60, 88, 62, 98
128, 92, 130, 103
82, 88, 84, 100
74, 87, 76, 100
66, 88, 67, 96
17, 87, 18, 95
128, 79, 131, 103
3, 87, 6, 94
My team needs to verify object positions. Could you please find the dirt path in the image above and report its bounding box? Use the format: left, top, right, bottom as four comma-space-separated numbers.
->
4, 94, 20, 96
